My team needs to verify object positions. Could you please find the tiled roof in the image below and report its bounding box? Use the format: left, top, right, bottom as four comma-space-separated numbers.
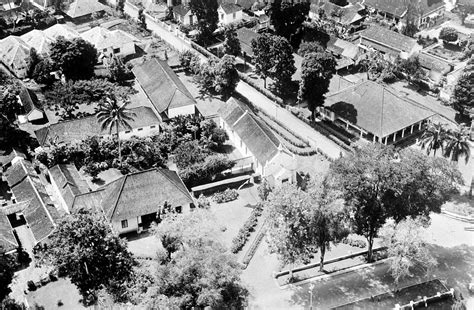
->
173, 4, 191, 17
34, 106, 160, 146
20, 30, 53, 55
74, 168, 193, 221
236, 27, 259, 57
70, 189, 104, 213
4, 159, 56, 243
418, 52, 452, 75
132, 58, 196, 115
0, 214, 17, 254
0, 36, 30, 76
360, 26, 418, 54
64, 0, 107, 18
218, 98, 282, 165
323, 80, 436, 137
43, 24, 80, 40
18, 86, 42, 116
81, 26, 139, 51
49, 164, 90, 210
364, 0, 444, 18
220, 3, 242, 14
327, 36, 359, 60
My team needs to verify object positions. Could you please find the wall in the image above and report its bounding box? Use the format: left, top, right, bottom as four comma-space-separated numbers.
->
26, 109, 44, 122
104, 42, 136, 58
119, 125, 160, 139
219, 9, 243, 25
168, 104, 196, 118
112, 216, 139, 234
47, 171, 69, 213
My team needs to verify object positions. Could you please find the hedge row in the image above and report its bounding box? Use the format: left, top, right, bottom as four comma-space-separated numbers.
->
258, 113, 309, 148
230, 203, 264, 254
341, 237, 367, 249
191, 41, 219, 61
242, 222, 267, 268
284, 143, 318, 156
213, 188, 239, 203
238, 72, 285, 105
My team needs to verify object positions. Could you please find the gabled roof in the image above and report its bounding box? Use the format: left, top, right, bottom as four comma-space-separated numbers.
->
418, 52, 452, 75
323, 80, 435, 137
0, 36, 30, 75
64, 0, 107, 19
364, 0, 444, 18
236, 27, 259, 57
0, 213, 18, 254
4, 159, 57, 243
319, 1, 364, 25
360, 25, 418, 54
73, 168, 193, 221
219, 98, 283, 165
20, 30, 53, 55
173, 4, 191, 17
132, 58, 196, 115
49, 164, 90, 209
34, 106, 160, 146
220, 3, 242, 14
81, 26, 139, 51
43, 24, 80, 40
327, 36, 359, 60
19, 86, 42, 116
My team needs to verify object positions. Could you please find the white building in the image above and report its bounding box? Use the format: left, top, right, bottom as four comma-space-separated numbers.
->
218, 98, 297, 187
218, 3, 243, 25
34, 106, 161, 147
0, 36, 30, 78
173, 4, 195, 26
81, 26, 140, 60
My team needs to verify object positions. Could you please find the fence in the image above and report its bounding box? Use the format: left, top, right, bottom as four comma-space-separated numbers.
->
191, 174, 252, 197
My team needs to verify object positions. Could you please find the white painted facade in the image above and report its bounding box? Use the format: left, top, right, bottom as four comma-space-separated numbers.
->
118, 124, 160, 140
112, 217, 140, 234
218, 6, 243, 25
167, 105, 196, 119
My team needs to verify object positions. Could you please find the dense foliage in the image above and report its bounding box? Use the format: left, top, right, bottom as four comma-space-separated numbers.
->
34, 210, 136, 305
439, 27, 458, 42
453, 57, 473, 116
49, 37, 97, 80
267, 0, 310, 45
223, 26, 241, 56
189, 0, 219, 44
0, 247, 16, 302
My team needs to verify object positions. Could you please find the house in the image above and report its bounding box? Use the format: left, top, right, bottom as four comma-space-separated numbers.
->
218, 3, 243, 25
131, 58, 197, 120
70, 168, 195, 234
253, 9, 270, 31
3, 158, 59, 245
0, 36, 31, 78
48, 164, 90, 212
173, 4, 195, 26
20, 30, 53, 56
235, 27, 259, 60
17, 86, 44, 123
358, 25, 421, 59
34, 106, 160, 147
418, 52, 453, 84
310, 1, 365, 31
81, 26, 140, 60
0, 213, 18, 254
43, 24, 80, 41
218, 98, 297, 186
326, 36, 360, 70
30, 0, 53, 10
63, 0, 108, 23
364, 0, 445, 29
319, 80, 436, 144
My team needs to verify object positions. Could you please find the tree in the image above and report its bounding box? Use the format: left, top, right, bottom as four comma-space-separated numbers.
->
444, 125, 471, 164
108, 57, 133, 85
0, 247, 16, 302
49, 37, 97, 80
439, 27, 458, 42
380, 218, 436, 284
251, 34, 273, 89
213, 55, 239, 96
26, 48, 41, 78
189, 0, 219, 45
270, 35, 296, 94
395, 56, 425, 84
401, 0, 420, 38
223, 26, 241, 56
150, 210, 248, 309
0, 82, 22, 123
298, 51, 336, 120
32, 58, 55, 86
137, 8, 146, 30
331, 144, 462, 262
116, 0, 125, 16
419, 122, 449, 156
268, 0, 310, 44
266, 178, 349, 271
452, 58, 474, 116
298, 41, 324, 57
34, 210, 136, 305
97, 96, 136, 166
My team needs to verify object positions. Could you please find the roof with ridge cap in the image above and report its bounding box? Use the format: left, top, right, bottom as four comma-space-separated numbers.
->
64, 0, 107, 19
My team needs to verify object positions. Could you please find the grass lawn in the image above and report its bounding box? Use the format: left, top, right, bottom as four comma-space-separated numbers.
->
208, 185, 259, 249
26, 278, 85, 310
126, 231, 164, 259
427, 45, 463, 61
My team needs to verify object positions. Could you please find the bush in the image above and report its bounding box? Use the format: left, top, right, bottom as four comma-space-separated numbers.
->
237, 72, 285, 105
342, 237, 367, 249
196, 194, 210, 208
230, 203, 264, 253
179, 155, 235, 188
439, 27, 458, 42
179, 50, 200, 71
259, 113, 308, 148
213, 188, 239, 203
27, 280, 36, 291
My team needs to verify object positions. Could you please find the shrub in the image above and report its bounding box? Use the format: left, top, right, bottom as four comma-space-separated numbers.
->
213, 188, 239, 203
27, 280, 36, 291
57, 300, 64, 307
237, 72, 285, 105
259, 113, 308, 148
230, 203, 263, 253
179, 50, 200, 71
196, 194, 210, 208
342, 237, 367, 249
439, 27, 458, 42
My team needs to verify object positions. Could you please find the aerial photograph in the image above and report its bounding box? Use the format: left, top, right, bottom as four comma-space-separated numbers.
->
0, 0, 472, 309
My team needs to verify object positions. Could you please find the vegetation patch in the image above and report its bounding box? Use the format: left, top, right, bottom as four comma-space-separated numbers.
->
231, 203, 264, 254
213, 188, 239, 203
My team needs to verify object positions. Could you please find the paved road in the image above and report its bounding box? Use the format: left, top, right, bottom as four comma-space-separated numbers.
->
236, 82, 346, 160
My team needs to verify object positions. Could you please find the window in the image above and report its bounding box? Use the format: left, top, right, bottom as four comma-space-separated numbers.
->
113, 48, 120, 54
125, 130, 131, 133
233, 12, 236, 19
137, 128, 143, 131
121, 220, 128, 228
175, 206, 182, 213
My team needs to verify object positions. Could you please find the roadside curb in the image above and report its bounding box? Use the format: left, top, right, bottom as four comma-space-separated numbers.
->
441, 210, 474, 223
278, 258, 392, 290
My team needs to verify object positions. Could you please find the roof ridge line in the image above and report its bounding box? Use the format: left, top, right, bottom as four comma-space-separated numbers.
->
107, 176, 127, 219
157, 168, 193, 201
249, 113, 284, 150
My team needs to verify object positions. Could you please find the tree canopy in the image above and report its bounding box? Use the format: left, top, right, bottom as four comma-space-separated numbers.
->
49, 37, 97, 80
0, 247, 16, 302
330, 144, 463, 261
34, 209, 136, 305
439, 27, 458, 42
268, 0, 310, 45
453, 57, 473, 116
223, 26, 241, 56
189, 0, 219, 45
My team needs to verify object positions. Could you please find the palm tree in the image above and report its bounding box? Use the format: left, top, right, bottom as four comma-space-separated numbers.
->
444, 125, 471, 164
97, 96, 136, 166
419, 122, 448, 157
